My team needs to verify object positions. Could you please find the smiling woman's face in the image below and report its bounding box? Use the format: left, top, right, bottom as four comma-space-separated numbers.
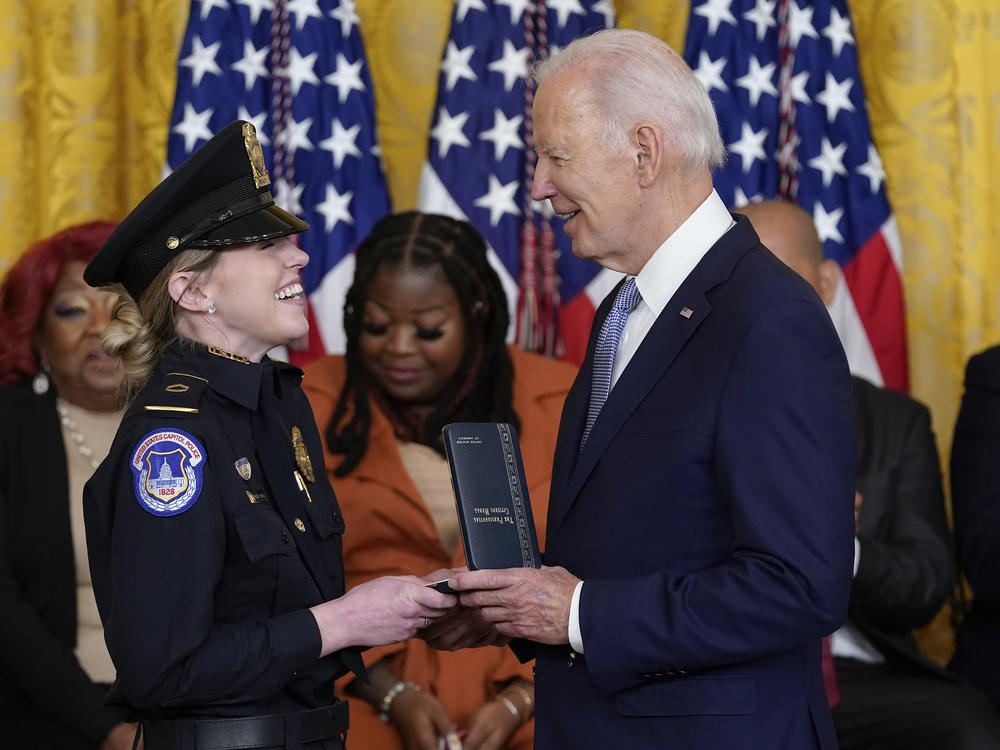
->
193, 237, 310, 360
358, 262, 466, 407
35, 260, 123, 411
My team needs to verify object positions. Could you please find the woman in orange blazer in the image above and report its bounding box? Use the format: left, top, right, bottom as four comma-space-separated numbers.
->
303, 212, 576, 750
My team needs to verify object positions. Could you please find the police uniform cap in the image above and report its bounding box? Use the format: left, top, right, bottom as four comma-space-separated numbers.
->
85, 120, 308, 299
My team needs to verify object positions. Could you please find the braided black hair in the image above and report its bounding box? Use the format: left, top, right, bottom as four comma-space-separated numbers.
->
327, 211, 518, 476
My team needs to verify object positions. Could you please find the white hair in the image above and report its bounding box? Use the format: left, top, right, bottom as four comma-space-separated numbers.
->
534, 28, 726, 172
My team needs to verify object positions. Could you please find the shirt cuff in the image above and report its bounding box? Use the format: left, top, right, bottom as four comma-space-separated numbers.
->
568, 580, 585, 653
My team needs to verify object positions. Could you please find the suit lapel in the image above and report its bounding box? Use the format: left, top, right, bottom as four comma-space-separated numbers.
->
548, 215, 760, 537
546, 361, 592, 538
546, 286, 612, 538
549, 284, 710, 534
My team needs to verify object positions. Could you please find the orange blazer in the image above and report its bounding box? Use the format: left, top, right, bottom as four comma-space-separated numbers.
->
303, 346, 576, 749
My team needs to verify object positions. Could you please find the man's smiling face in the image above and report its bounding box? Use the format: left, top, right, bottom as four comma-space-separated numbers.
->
529, 65, 642, 271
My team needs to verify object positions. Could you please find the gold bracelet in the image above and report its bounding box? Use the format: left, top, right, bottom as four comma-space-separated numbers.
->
496, 694, 520, 718
505, 683, 533, 715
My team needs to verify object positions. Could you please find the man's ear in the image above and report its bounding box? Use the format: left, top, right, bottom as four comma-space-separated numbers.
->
168, 270, 209, 313
634, 124, 663, 188
817, 259, 841, 306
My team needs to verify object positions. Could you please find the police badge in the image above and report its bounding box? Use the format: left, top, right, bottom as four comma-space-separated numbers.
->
234, 457, 252, 481
290, 426, 315, 483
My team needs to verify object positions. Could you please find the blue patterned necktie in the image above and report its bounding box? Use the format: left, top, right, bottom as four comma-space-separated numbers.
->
580, 277, 642, 450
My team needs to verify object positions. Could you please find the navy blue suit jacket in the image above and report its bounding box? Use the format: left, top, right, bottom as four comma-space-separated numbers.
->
535, 215, 856, 749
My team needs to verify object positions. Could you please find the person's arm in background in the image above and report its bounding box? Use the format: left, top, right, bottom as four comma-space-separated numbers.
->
951, 350, 1000, 608
850, 381, 955, 630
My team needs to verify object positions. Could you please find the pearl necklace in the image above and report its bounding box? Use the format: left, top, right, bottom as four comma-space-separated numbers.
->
56, 398, 102, 472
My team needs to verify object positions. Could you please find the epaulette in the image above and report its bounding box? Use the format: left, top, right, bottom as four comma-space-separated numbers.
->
142, 371, 209, 419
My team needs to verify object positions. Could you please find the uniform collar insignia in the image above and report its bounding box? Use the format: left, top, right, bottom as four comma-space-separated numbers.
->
207, 345, 250, 364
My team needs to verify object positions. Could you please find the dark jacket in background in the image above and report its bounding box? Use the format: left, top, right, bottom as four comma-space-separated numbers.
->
849, 375, 956, 671
0, 380, 118, 747
950, 344, 1000, 703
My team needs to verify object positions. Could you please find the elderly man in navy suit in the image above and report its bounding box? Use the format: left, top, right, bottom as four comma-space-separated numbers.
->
444, 29, 856, 749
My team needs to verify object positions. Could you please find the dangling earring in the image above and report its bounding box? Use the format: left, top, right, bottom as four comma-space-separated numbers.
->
207, 304, 216, 314
32, 360, 50, 395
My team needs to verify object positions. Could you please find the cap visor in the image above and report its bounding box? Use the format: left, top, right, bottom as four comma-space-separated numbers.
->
199, 204, 309, 246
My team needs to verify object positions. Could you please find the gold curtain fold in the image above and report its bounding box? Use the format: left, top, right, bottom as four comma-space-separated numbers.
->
0, 0, 189, 268
1, 0, 998, 659
4, 0, 997, 426
848, 0, 1000, 663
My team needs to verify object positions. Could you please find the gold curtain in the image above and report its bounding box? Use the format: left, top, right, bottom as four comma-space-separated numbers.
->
0, 1, 189, 258
5, 0, 998, 430
3, 2, 997, 443
1, 2, 998, 657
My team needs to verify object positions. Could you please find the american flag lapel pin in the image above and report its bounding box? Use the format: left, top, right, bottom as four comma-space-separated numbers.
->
680, 306, 694, 319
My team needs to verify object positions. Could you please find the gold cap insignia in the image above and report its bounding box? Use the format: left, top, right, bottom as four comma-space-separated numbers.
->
243, 122, 271, 189
291, 426, 315, 483
166, 236, 180, 249
235, 457, 252, 481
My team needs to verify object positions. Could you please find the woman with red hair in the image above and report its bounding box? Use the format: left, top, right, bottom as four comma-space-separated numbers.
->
0, 221, 137, 749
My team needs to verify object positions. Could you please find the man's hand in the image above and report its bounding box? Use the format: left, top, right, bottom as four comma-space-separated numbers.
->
449, 566, 580, 645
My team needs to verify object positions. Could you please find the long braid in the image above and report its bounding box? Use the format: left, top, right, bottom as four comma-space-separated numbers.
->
327, 212, 517, 476
326, 254, 381, 475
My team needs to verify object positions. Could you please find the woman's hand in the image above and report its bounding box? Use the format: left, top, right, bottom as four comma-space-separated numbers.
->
391, 687, 456, 750
460, 698, 522, 750
101, 722, 141, 750
310, 575, 456, 656
464, 680, 533, 750
420, 605, 508, 651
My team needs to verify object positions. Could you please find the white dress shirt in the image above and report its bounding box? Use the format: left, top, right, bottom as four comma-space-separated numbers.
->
829, 538, 885, 663
568, 189, 736, 653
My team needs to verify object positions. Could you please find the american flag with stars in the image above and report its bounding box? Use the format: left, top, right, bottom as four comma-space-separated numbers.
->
684, 0, 908, 391
166, 0, 391, 362
417, 0, 616, 365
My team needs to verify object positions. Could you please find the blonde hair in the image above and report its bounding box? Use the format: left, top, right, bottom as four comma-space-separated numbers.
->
102, 248, 219, 399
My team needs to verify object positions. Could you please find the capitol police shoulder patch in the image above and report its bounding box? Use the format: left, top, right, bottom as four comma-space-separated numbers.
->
130, 428, 206, 516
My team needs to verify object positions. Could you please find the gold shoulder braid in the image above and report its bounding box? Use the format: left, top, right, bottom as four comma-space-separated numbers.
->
143, 372, 207, 416
207, 345, 250, 364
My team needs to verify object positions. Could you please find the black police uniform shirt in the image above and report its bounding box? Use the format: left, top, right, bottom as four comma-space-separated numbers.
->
84, 341, 358, 720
